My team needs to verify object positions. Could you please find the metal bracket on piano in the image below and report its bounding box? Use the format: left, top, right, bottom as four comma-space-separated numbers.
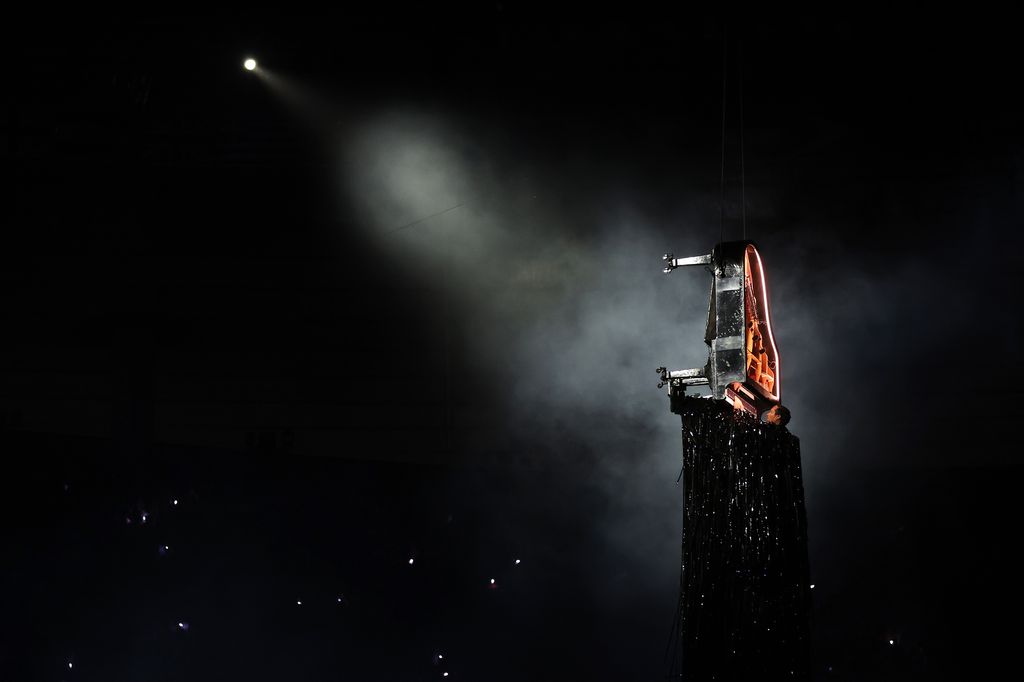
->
662, 253, 712, 274
657, 366, 710, 392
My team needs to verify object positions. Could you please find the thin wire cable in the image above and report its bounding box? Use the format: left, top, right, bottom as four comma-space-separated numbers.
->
663, 595, 682, 667
719, 26, 728, 247
387, 202, 465, 234
739, 39, 746, 240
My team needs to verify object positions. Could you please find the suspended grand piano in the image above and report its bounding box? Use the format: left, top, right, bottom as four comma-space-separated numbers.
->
658, 240, 789, 425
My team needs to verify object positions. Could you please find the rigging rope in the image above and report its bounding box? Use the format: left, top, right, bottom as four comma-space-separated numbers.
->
719, 27, 728, 249
740, 39, 746, 240
720, 29, 750, 244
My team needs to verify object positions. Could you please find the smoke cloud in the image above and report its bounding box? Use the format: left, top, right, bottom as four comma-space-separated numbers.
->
338, 107, 1020, 660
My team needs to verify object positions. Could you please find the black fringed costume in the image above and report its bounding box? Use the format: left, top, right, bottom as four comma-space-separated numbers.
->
673, 395, 811, 681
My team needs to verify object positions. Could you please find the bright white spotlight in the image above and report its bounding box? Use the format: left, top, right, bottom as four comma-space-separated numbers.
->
244, 58, 257, 71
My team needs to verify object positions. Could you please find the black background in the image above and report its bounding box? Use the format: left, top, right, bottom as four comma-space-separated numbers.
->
4, 9, 1022, 681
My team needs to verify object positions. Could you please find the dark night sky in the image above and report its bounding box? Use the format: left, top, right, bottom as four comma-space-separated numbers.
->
3, 10, 1022, 681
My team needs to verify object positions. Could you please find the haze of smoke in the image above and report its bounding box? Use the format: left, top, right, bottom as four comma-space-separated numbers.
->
341, 111, 715, 609
339, 107, 1009, 626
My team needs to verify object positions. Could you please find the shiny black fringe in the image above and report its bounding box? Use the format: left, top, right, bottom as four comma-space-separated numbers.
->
675, 396, 811, 681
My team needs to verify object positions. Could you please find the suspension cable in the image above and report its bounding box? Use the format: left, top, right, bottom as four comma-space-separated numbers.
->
719, 26, 728, 248
739, 39, 746, 240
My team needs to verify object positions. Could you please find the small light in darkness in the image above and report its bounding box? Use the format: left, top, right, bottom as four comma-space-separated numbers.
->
810, 584, 815, 589
296, 600, 302, 606
409, 558, 415, 565
889, 639, 894, 646
490, 578, 495, 584
515, 559, 521, 565
244, 58, 257, 71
